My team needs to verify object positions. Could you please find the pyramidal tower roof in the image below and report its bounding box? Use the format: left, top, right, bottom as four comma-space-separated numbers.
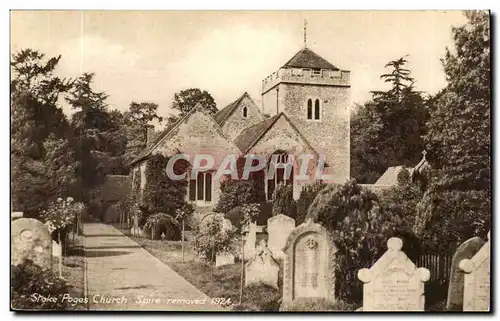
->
283, 47, 339, 70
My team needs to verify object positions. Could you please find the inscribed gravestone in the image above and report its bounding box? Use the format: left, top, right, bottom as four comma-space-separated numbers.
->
245, 240, 280, 289
11, 218, 52, 270
446, 236, 485, 311
267, 214, 295, 260
459, 231, 490, 311
357, 237, 430, 311
282, 219, 336, 307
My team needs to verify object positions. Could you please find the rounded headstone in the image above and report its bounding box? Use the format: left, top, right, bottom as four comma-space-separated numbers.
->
11, 218, 52, 269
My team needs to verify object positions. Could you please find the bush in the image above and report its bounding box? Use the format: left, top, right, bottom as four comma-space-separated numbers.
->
306, 179, 411, 303
215, 180, 265, 213
272, 183, 296, 219
296, 181, 326, 225
192, 213, 235, 261
224, 203, 260, 231
281, 298, 357, 311
143, 213, 180, 240
11, 260, 71, 310
242, 284, 282, 311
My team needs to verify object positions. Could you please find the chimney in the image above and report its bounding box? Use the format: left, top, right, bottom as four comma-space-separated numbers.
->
145, 124, 155, 148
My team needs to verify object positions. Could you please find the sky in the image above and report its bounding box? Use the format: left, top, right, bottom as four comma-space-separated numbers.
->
10, 10, 467, 124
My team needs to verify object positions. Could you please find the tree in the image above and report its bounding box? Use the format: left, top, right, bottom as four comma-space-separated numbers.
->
351, 56, 428, 183
424, 11, 490, 191
168, 88, 217, 124
11, 49, 77, 216
415, 11, 491, 248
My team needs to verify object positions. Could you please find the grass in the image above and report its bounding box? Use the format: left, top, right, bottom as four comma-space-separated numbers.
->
129, 236, 281, 311
51, 231, 87, 311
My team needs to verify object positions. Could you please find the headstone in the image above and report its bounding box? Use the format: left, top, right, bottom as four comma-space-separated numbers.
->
446, 236, 486, 311
282, 219, 336, 306
11, 218, 53, 270
11, 212, 23, 220
267, 214, 295, 260
459, 231, 490, 311
243, 222, 257, 260
245, 240, 280, 289
215, 252, 235, 267
52, 241, 62, 257
357, 237, 430, 311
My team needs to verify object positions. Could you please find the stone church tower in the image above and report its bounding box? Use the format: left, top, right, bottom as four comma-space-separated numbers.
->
261, 46, 351, 182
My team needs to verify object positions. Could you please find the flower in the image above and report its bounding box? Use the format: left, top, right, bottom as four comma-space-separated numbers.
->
66, 197, 74, 203
57, 198, 63, 202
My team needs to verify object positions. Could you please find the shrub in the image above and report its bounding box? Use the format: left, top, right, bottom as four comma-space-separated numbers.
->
192, 213, 235, 261
242, 284, 282, 311
143, 213, 180, 240
271, 183, 296, 219
296, 181, 326, 225
415, 186, 490, 254
281, 298, 357, 311
306, 179, 411, 303
215, 180, 265, 213
224, 203, 260, 231
11, 260, 71, 310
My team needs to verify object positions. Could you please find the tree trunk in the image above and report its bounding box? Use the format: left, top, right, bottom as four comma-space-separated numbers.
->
239, 235, 244, 305
181, 219, 185, 264
58, 232, 62, 279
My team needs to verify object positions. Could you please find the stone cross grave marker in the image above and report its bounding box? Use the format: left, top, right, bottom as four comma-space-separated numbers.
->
446, 236, 485, 311
459, 231, 490, 312
282, 219, 336, 307
357, 237, 430, 311
11, 218, 53, 270
245, 240, 280, 289
267, 214, 295, 260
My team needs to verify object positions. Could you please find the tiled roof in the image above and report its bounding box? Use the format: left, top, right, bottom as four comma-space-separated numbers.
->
214, 92, 249, 126
374, 166, 410, 186
234, 114, 281, 153
283, 47, 339, 70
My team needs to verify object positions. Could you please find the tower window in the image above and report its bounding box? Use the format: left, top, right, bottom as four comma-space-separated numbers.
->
306, 98, 321, 121
242, 106, 248, 118
307, 99, 313, 120
314, 99, 321, 120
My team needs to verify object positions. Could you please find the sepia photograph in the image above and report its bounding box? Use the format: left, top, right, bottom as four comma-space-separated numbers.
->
9, 10, 491, 312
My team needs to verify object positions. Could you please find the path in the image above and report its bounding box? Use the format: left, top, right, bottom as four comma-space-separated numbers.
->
84, 223, 226, 311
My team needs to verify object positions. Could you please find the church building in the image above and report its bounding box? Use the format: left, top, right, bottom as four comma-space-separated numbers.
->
129, 44, 351, 211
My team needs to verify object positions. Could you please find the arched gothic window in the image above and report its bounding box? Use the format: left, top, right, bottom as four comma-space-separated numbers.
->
314, 99, 321, 120
307, 99, 313, 120
242, 106, 248, 118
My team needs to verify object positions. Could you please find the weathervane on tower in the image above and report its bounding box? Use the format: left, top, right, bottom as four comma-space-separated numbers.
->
304, 19, 308, 48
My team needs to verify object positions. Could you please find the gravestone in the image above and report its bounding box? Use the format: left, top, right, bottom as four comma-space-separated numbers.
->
459, 231, 490, 311
446, 236, 485, 311
267, 214, 295, 260
243, 222, 258, 260
245, 240, 280, 289
11, 218, 53, 270
282, 219, 336, 307
357, 237, 430, 311
52, 241, 62, 257
215, 253, 235, 267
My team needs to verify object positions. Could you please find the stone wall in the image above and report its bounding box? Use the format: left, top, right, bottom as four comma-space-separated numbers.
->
221, 95, 266, 141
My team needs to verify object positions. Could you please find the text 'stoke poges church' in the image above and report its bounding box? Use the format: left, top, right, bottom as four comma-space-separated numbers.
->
129, 44, 351, 211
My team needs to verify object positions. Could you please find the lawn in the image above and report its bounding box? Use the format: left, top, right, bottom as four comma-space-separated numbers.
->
52, 231, 87, 310
129, 236, 282, 311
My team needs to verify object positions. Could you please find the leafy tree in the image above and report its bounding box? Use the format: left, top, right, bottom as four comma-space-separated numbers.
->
271, 183, 296, 219
296, 181, 326, 225
415, 11, 491, 250
168, 88, 217, 124
351, 57, 428, 183
11, 49, 77, 216
215, 180, 266, 214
